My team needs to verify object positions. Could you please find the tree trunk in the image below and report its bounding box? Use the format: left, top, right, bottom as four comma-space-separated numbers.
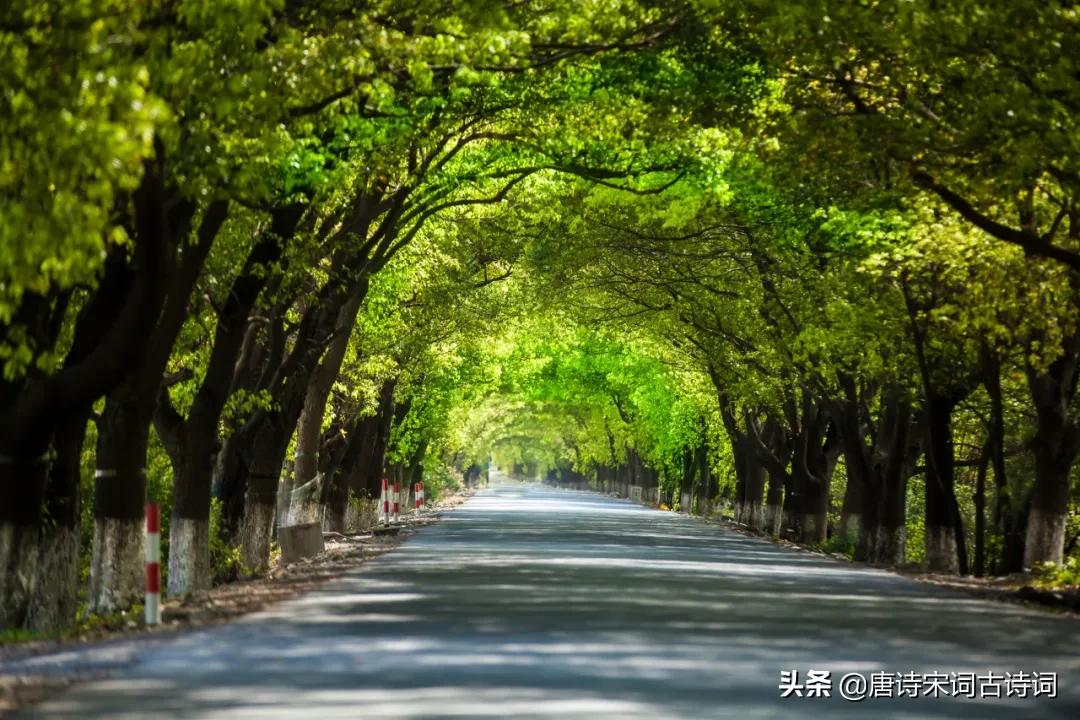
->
0, 160, 204, 630
221, 274, 370, 573
738, 406, 797, 536
998, 500, 1030, 575
359, 384, 397, 499
718, 399, 771, 528
679, 448, 694, 514
983, 348, 1023, 574
90, 201, 227, 609
791, 470, 829, 544
168, 446, 214, 596
838, 463, 863, 546
874, 465, 910, 565
239, 372, 392, 549
343, 417, 380, 500
831, 377, 879, 561
696, 442, 713, 514
763, 469, 784, 536
1023, 329, 1080, 567
0, 455, 51, 630
974, 440, 989, 577
923, 394, 965, 574
789, 395, 839, 545
833, 384, 918, 565
155, 204, 304, 596
740, 441, 766, 529
834, 386, 865, 548
89, 393, 151, 613
320, 415, 352, 533
281, 290, 366, 526
34, 414, 89, 630
597, 466, 610, 493
732, 441, 747, 521
1025, 457, 1071, 567
234, 418, 291, 575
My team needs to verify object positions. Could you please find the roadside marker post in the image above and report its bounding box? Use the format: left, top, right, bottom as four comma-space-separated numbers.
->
392, 481, 401, 522
145, 502, 161, 626
380, 477, 390, 523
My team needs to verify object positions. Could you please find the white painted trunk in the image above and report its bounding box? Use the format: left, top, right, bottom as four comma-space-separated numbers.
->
30, 526, 79, 631
924, 525, 959, 573
240, 500, 275, 575
276, 487, 293, 529
798, 513, 827, 544
735, 501, 749, 525
680, 492, 692, 513
288, 499, 322, 527
782, 509, 797, 536
168, 518, 210, 596
0, 522, 41, 630
873, 526, 906, 566
284, 476, 323, 527
1023, 507, 1066, 568
88, 517, 144, 613
745, 502, 765, 531
0, 524, 80, 632
763, 503, 783, 536
838, 513, 861, 545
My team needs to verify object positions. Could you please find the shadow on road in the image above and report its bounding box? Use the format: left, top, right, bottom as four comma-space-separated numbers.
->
20, 483, 1080, 719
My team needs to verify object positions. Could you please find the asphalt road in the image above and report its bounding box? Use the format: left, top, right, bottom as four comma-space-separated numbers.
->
11, 479, 1080, 719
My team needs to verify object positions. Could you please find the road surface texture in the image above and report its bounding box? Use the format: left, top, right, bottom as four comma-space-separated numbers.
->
9, 480, 1080, 719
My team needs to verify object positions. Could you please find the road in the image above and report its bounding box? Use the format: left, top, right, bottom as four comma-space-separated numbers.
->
9, 480, 1080, 719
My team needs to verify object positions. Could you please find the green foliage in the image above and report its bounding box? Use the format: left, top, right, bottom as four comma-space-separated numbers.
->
345, 491, 379, 533
906, 477, 927, 567
0, 1, 162, 324
1032, 559, 1080, 590
422, 462, 464, 504
819, 534, 856, 560
0, 602, 146, 645
209, 497, 246, 583
7, 2, 1080, 635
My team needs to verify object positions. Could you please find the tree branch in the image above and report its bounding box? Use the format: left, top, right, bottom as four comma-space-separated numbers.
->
912, 171, 1080, 271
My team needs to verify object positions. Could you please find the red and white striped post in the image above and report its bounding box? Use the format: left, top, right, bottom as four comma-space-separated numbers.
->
145, 502, 161, 626
380, 477, 390, 524
414, 483, 422, 511
392, 480, 400, 522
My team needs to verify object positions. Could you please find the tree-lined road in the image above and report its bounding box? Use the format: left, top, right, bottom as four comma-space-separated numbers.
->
14, 481, 1080, 718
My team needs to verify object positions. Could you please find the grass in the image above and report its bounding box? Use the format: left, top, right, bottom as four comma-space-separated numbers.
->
1031, 558, 1080, 590
0, 604, 147, 647
818, 533, 856, 559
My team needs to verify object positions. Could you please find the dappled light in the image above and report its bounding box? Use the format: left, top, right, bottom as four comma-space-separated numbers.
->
2, 1, 1080, 717
19, 486, 1079, 718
